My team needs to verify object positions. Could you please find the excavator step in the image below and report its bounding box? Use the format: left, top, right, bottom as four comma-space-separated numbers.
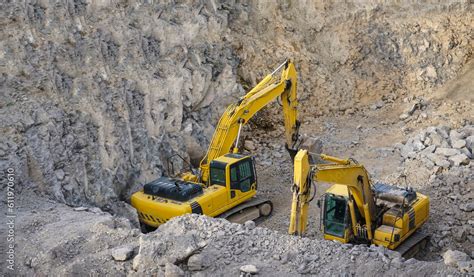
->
396, 231, 430, 259
217, 196, 273, 224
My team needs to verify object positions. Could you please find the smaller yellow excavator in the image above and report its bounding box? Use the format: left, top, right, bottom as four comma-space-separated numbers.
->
289, 150, 430, 257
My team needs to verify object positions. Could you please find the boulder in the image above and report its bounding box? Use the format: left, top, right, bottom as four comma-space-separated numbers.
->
435, 147, 461, 157
443, 250, 471, 267
55, 169, 65, 181
244, 220, 256, 230
425, 153, 451, 168
428, 132, 444, 147
466, 136, 474, 152
420, 145, 436, 155
112, 246, 135, 261
301, 136, 323, 154
400, 144, 415, 158
300, 136, 324, 162
452, 139, 466, 149
412, 139, 426, 152
437, 126, 451, 139
244, 140, 256, 151
460, 203, 474, 212
460, 147, 472, 159
449, 154, 470, 166
165, 263, 184, 277
399, 113, 409, 120
188, 253, 213, 271
107, 201, 140, 227
240, 264, 259, 274
450, 130, 464, 140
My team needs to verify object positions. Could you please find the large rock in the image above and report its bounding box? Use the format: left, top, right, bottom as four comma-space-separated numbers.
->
449, 154, 470, 166
244, 140, 256, 151
449, 130, 464, 141
300, 136, 324, 162
106, 201, 140, 228
420, 145, 436, 155
401, 143, 415, 159
188, 253, 214, 271
443, 250, 471, 268
460, 203, 474, 212
112, 246, 135, 261
435, 148, 461, 157
451, 139, 466, 149
240, 264, 259, 274
412, 139, 426, 152
466, 136, 474, 152
165, 263, 184, 277
460, 147, 472, 159
425, 153, 451, 168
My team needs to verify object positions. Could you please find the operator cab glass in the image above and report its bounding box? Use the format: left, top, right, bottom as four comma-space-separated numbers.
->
324, 194, 348, 238
229, 158, 255, 192
209, 161, 227, 186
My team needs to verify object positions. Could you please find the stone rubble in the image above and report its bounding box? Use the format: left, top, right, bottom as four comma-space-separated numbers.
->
129, 214, 462, 276
394, 125, 473, 262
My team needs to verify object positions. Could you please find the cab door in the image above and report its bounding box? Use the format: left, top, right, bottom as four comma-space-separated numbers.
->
229, 158, 256, 203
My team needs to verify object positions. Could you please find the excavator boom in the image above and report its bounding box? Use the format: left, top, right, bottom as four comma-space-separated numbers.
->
199, 60, 299, 183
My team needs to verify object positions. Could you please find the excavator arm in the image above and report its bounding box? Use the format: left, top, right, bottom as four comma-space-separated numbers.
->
199, 60, 300, 183
289, 150, 376, 238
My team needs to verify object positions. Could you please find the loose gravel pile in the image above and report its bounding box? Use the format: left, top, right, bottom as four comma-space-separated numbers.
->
393, 125, 473, 262
132, 214, 467, 276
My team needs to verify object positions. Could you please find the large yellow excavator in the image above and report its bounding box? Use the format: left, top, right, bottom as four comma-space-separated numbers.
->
132, 60, 301, 229
289, 150, 430, 257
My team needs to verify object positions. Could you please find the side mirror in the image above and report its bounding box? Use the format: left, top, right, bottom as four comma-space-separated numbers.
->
317, 199, 321, 208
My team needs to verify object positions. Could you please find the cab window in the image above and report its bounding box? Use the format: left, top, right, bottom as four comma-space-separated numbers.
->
210, 161, 227, 186
231, 167, 238, 182
324, 194, 348, 238
230, 159, 255, 192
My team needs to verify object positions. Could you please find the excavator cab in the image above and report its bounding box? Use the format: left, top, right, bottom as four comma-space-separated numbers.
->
321, 184, 352, 243
209, 154, 257, 196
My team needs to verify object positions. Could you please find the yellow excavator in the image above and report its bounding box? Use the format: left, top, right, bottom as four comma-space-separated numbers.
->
289, 150, 430, 258
132, 60, 301, 229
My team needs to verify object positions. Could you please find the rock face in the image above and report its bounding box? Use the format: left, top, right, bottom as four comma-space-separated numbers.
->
0, 1, 472, 210
0, 1, 242, 208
